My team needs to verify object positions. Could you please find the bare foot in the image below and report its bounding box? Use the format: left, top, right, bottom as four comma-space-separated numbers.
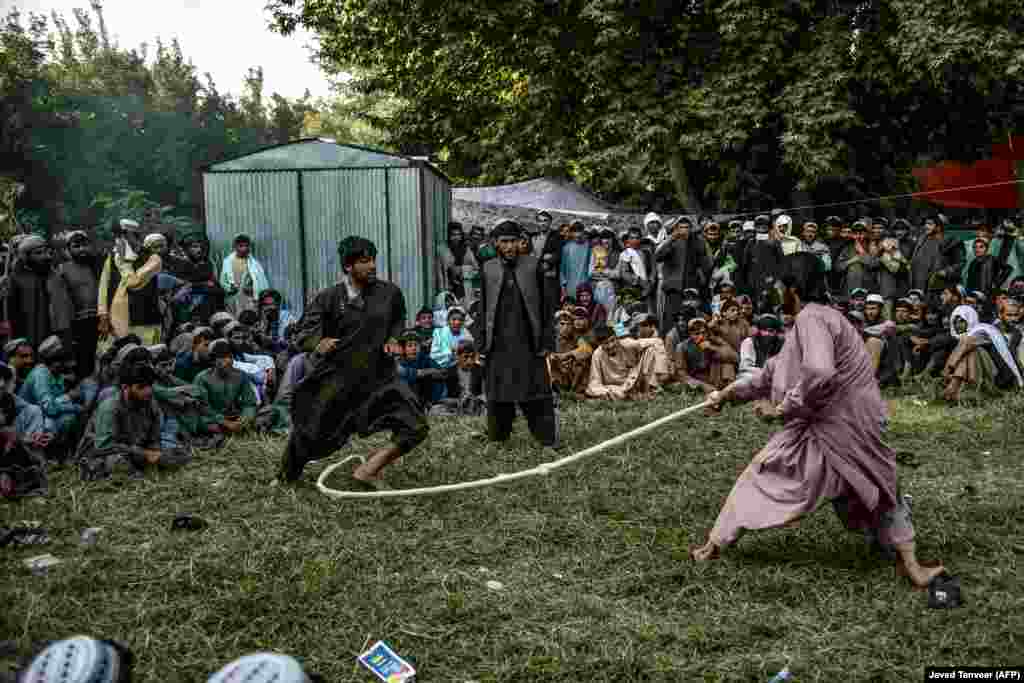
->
352, 463, 383, 482
690, 540, 721, 562
897, 559, 946, 588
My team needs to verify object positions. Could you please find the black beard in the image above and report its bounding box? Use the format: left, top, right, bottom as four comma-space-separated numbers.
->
782, 289, 801, 316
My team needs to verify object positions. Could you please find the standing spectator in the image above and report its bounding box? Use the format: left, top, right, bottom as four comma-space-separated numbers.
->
796, 221, 832, 272
479, 220, 559, 449
5, 337, 35, 391
8, 235, 54, 347
836, 220, 880, 297
877, 228, 911, 319
220, 234, 270, 315
655, 217, 712, 335
437, 221, 479, 305
560, 220, 591, 303
910, 215, 965, 301
97, 225, 165, 344
703, 221, 738, 293
739, 215, 785, 311
50, 230, 100, 377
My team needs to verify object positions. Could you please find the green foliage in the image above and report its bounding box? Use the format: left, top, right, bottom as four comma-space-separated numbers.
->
268, 0, 1024, 212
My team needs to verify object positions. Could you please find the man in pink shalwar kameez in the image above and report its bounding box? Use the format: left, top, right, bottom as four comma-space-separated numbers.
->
693, 254, 945, 588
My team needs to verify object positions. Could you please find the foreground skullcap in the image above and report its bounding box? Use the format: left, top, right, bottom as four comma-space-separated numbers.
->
209, 312, 235, 328
643, 212, 662, 227
143, 233, 166, 249
17, 234, 47, 257
37, 335, 65, 361
774, 214, 792, 228
207, 652, 310, 683
22, 635, 130, 683
119, 218, 141, 232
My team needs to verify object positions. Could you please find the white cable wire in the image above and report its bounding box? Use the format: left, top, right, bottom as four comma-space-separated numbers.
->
316, 399, 712, 500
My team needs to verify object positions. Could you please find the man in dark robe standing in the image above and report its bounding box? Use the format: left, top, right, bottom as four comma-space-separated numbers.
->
8, 235, 55, 347
479, 220, 559, 448
278, 236, 428, 487
50, 230, 100, 377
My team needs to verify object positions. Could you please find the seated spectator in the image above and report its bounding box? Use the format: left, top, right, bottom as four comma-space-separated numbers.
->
224, 321, 276, 400
0, 373, 47, 498
396, 327, 444, 405
633, 312, 659, 339
586, 323, 672, 400
430, 306, 471, 399
738, 314, 785, 378
942, 305, 1023, 402
252, 289, 297, 354
708, 298, 749, 381
18, 335, 84, 453
174, 326, 215, 383
194, 340, 258, 436
548, 311, 595, 396
209, 311, 235, 339
79, 362, 190, 480
575, 282, 608, 327
4, 337, 36, 392
849, 287, 868, 311
672, 317, 736, 393
429, 340, 487, 417
664, 306, 700, 361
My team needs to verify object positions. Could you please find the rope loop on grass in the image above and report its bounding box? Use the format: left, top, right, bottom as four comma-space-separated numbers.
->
316, 399, 711, 500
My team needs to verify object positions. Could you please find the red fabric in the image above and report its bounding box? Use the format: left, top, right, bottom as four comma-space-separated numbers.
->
912, 136, 1022, 209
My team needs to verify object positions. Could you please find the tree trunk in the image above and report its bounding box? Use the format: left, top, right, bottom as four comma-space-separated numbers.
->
668, 149, 703, 213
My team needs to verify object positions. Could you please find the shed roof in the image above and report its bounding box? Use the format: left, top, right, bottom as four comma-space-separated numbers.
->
453, 177, 627, 215
205, 138, 444, 175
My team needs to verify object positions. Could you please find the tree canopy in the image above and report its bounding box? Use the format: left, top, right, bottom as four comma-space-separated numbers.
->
1, 1, 383, 234
268, 0, 1024, 213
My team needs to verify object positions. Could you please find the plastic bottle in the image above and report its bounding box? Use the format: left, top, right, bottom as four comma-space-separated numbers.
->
767, 666, 792, 682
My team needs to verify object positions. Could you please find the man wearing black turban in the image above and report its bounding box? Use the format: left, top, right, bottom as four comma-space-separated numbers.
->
478, 221, 559, 448
278, 236, 429, 486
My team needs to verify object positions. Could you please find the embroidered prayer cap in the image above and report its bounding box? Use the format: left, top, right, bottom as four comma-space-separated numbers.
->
742, 220, 756, 232
865, 293, 885, 305
872, 217, 889, 228
824, 215, 843, 227
37, 335, 67, 362
754, 214, 771, 227
209, 339, 233, 359
447, 306, 467, 320
536, 209, 552, 221
850, 288, 868, 298
207, 652, 310, 683
774, 214, 792, 229
682, 288, 701, 299
3, 337, 31, 355
643, 212, 662, 227
572, 306, 590, 319
851, 219, 868, 232
907, 288, 925, 300
21, 635, 132, 683
209, 312, 235, 329
143, 233, 167, 250
715, 279, 736, 293
17, 234, 47, 257
119, 218, 142, 232
491, 219, 523, 238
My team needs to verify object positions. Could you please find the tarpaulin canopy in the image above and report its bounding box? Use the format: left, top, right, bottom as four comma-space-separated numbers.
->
453, 177, 628, 218
912, 137, 1023, 209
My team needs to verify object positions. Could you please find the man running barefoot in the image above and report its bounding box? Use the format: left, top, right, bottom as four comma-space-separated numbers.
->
692, 253, 945, 588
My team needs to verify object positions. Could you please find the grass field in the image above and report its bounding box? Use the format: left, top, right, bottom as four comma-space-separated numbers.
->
2, 389, 1023, 682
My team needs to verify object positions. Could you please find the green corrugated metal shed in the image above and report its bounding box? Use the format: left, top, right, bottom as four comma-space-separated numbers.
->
202, 138, 451, 318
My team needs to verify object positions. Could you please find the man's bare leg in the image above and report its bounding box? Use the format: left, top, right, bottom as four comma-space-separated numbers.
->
353, 446, 402, 482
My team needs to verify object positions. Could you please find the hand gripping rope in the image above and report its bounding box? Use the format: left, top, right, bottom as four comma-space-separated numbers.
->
316, 399, 712, 500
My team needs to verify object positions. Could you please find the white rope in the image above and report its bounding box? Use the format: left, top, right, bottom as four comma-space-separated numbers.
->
316, 399, 711, 500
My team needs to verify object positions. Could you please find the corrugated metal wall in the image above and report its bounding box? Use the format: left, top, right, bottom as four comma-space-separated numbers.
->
388, 168, 427, 312
203, 162, 450, 323
202, 172, 305, 318
302, 169, 389, 296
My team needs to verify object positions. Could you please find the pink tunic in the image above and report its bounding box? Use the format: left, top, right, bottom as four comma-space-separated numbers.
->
710, 303, 912, 547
